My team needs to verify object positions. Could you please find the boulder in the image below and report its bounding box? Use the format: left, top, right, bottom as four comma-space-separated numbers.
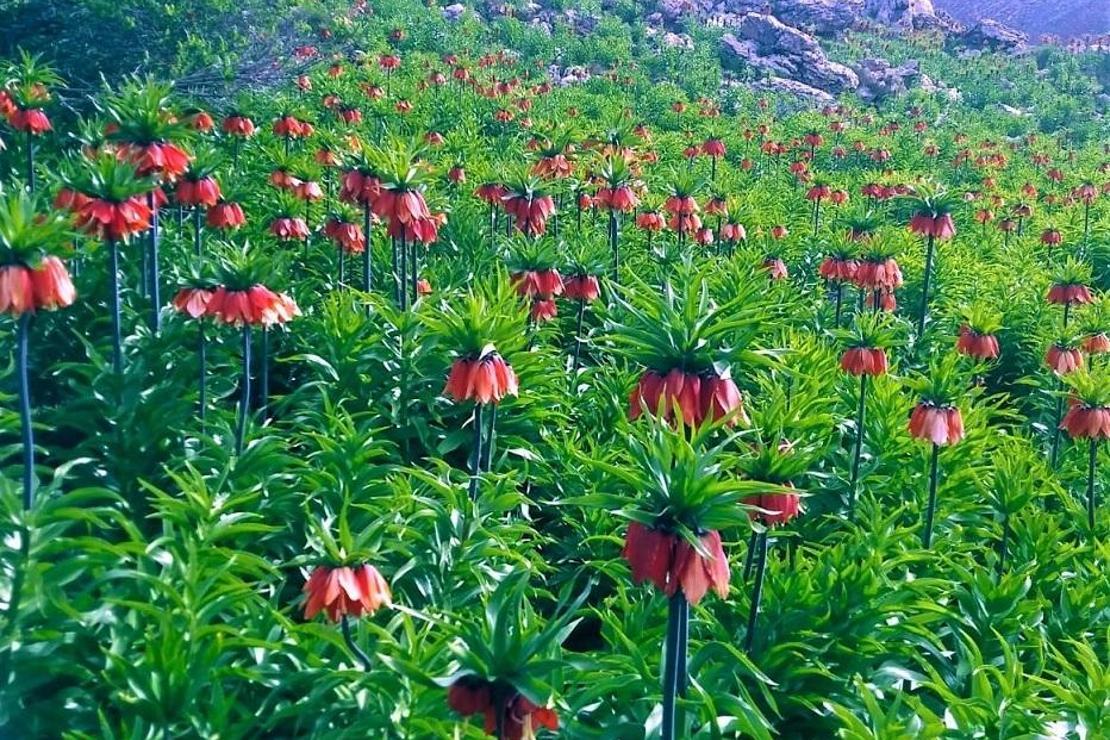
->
720, 13, 859, 94
853, 57, 921, 101
442, 3, 466, 21
771, 0, 863, 36
754, 76, 836, 104
863, 0, 945, 30
957, 18, 1028, 51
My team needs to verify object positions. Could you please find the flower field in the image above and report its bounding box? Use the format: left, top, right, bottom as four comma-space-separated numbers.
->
0, 1, 1108, 737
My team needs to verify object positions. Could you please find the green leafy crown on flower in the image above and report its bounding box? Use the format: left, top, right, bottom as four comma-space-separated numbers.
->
602, 264, 770, 375
423, 279, 528, 358
958, 302, 1003, 335
503, 234, 561, 273
212, 239, 282, 291
367, 135, 433, 191
0, 190, 70, 267
579, 418, 783, 537
63, 151, 155, 202
907, 353, 970, 407
1050, 257, 1091, 287
100, 76, 190, 145
836, 311, 900, 350
3, 51, 62, 108
900, 180, 958, 218
1061, 368, 1110, 408
436, 573, 588, 707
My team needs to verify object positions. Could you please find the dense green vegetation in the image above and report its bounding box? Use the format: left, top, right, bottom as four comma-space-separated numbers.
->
0, 0, 1107, 737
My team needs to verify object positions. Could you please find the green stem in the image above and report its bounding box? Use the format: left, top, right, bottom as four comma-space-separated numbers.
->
363, 204, 373, 292
483, 403, 497, 472
108, 240, 122, 373
744, 530, 769, 654
340, 615, 372, 671
917, 233, 935, 339
236, 325, 252, 455
1087, 438, 1098, 534
468, 404, 483, 498
922, 444, 940, 548
198, 321, 207, 430
661, 591, 688, 740
16, 314, 33, 510
848, 374, 868, 519
148, 190, 161, 333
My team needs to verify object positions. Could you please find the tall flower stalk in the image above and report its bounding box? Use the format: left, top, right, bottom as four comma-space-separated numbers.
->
907, 356, 968, 548
838, 313, 894, 519
68, 154, 156, 373
0, 191, 77, 509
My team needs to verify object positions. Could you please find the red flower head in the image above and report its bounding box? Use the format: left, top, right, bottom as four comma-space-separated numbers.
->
270, 216, 310, 241
530, 298, 558, 323
1046, 283, 1093, 306
273, 115, 310, 139
564, 274, 600, 302
121, 141, 191, 181
484, 694, 559, 740
9, 108, 52, 135
763, 257, 788, 281
630, 369, 693, 425
503, 194, 555, 237
635, 211, 665, 232
745, 489, 801, 527
1061, 404, 1110, 440
853, 258, 903, 291
1041, 228, 1062, 246
908, 213, 956, 240
75, 196, 153, 241
908, 404, 965, 446
667, 530, 730, 604
222, 115, 256, 137
205, 284, 299, 326
340, 170, 381, 207
0, 265, 35, 315
596, 185, 639, 213
840, 347, 888, 376
53, 187, 91, 213
1082, 333, 1110, 355
302, 564, 391, 622
447, 166, 466, 184
1045, 344, 1083, 375
819, 256, 857, 283
294, 180, 324, 202
27, 256, 75, 311
699, 373, 748, 425
444, 349, 519, 405
623, 521, 676, 592
447, 676, 493, 717
770, 224, 788, 240
720, 222, 746, 242
701, 138, 726, 158
188, 110, 214, 132
175, 176, 221, 208
416, 278, 432, 297
172, 287, 216, 319
207, 201, 245, 230
379, 54, 401, 71
475, 182, 506, 205
694, 227, 714, 246
955, 326, 1000, 360
806, 184, 830, 202
325, 218, 366, 253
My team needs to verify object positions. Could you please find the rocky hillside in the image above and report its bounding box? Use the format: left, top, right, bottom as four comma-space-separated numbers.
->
934, 0, 1110, 39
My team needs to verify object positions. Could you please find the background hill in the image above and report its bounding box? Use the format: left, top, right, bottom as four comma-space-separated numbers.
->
934, 0, 1110, 39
